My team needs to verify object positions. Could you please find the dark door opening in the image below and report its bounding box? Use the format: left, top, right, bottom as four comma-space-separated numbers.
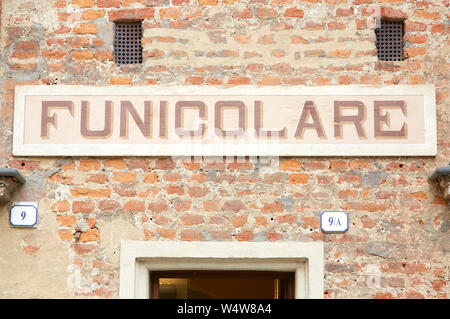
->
150, 271, 295, 299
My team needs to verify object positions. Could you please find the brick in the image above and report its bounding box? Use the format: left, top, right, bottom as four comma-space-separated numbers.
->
72, 200, 95, 213
104, 158, 127, 170
51, 26, 71, 34
49, 172, 72, 185
432, 279, 447, 291
41, 50, 66, 60
223, 200, 246, 213
188, 186, 209, 198
189, 173, 208, 183
79, 159, 101, 171
70, 187, 111, 198
156, 158, 176, 169
275, 214, 296, 225
231, 215, 247, 227
289, 173, 310, 184
360, 74, 381, 85
52, 200, 70, 213
112, 171, 136, 183
271, 62, 293, 74
128, 159, 150, 170
284, 8, 304, 18
343, 201, 390, 212
405, 47, 427, 58
144, 172, 158, 183
329, 161, 347, 171
256, 8, 278, 19
203, 200, 220, 212
148, 200, 168, 212
336, 7, 353, 17
198, 0, 218, 5
328, 49, 351, 58
73, 23, 98, 34
113, 186, 137, 197
404, 192, 428, 201
408, 75, 424, 85
227, 76, 251, 85
97, 0, 120, 7
173, 198, 191, 211
124, 200, 146, 212
53, 0, 67, 8
405, 289, 425, 299
180, 214, 203, 226
327, 21, 346, 30
380, 7, 407, 19
80, 229, 100, 242
233, 8, 253, 19
165, 185, 184, 195
185, 76, 203, 85
59, 230, 73, 242
304, 22, 324, 30
8, 160, 39, 170
405, 34, 428, 44
338, 75, 355, 84
156, 228, 176, 239
235, 229, 254, 241
159, 7, 181, 19
72, 0, 95, 8
181, 229, 204, 241
110, 77, 132, 85
271, 49, 285, 57
94, 51, 113, 62
14, 41, 39, 51
404, 21, 427, 32
312, 77, 331, 85
82, 10, 106, 20
108, 8, 155, 21
261, 202, 284, 213
338, 189, 358, 198
415, 10, 441, 20
431, 24, 446, 34
99, 200, 121, 212
291, 36, 309, 44
325, 0, 348, 3
259, 76, 281, 85
56, 215, 77, 227
279, 159, 302, 171
67, 37, 90, 48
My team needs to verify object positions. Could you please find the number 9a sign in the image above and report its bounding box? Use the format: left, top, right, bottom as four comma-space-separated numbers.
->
320, 211, 348, 233
10, 202, 38, 227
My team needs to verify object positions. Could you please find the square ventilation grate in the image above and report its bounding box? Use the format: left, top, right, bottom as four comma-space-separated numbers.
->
375, 20, 404, 61
114, 22, 143, 65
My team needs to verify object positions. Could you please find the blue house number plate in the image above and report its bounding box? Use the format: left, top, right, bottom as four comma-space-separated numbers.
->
320, 211, 348, 233
10, 202, 38, 227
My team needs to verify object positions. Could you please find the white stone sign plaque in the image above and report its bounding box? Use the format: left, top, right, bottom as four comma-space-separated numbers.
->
13, 85, 436, 156
320, 211, 349, 233
10, 202, 38, 228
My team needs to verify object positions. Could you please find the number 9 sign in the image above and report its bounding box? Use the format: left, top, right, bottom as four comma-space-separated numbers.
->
10, 202, 38, 227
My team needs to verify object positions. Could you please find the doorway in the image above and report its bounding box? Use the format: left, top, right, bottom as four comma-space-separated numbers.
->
150, 271, 295, 299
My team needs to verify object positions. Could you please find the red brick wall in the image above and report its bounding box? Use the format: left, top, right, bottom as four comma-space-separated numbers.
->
0, 0, 448, 299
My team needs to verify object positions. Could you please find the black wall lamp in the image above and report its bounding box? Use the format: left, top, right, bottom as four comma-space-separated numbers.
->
429, 164, 450, 203
0, 168, 26, 201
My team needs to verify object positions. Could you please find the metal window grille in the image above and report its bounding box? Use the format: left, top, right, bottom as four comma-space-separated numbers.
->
375, 20, 404, 61
114, 22, 143, 65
